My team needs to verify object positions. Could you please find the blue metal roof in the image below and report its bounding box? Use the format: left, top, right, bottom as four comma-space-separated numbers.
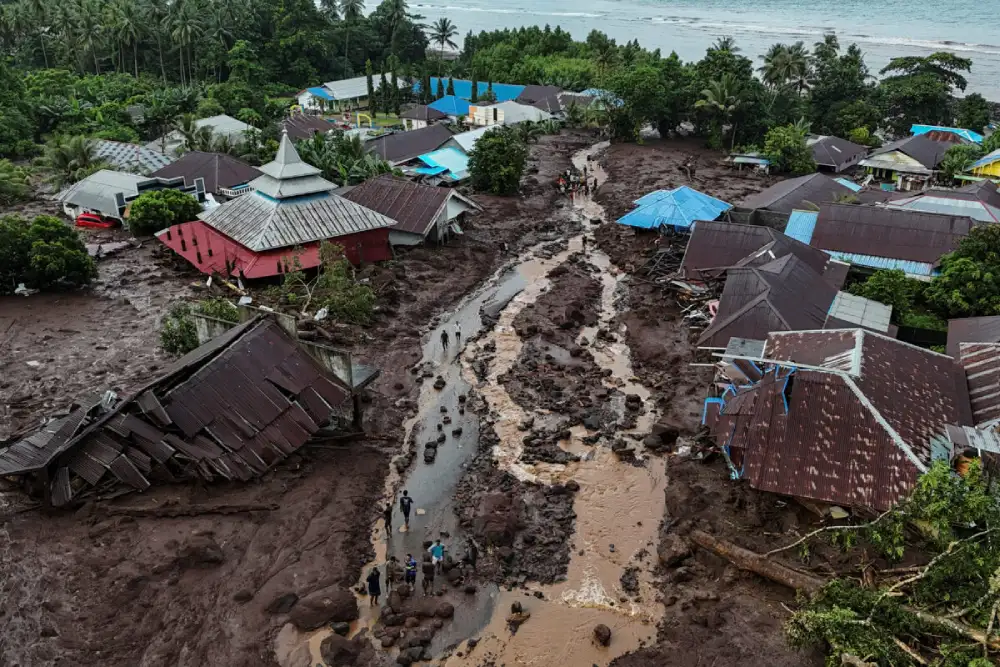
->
415, 79, 524, 103
413, 165, 448, 176
428, 95, 472, 117
824, 251, 936, 277
618, 186, 732, 231
910, 124, 984, 144
971, 148, 1000, 169
417, 147, 470, 181
785, 210, 818, 244
834, 178, 862, 192
306, 87, 334, 101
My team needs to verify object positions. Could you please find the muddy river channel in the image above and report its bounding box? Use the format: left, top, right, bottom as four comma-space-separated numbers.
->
291, 142, 666, 666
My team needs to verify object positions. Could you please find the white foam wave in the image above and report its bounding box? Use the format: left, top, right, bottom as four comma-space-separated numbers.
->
411, 3, 603, 18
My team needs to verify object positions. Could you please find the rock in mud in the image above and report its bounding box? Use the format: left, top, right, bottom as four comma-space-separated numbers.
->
594, 624, 612, 646
289, 587, 358, 631
657, 533, 692, 568
176, 534, 225, 567
319, 634, 361, 666
582, 414, 601, 430
620, 566, 640, 594
388, 591, 403, 612
517, 417, 535, 431
333, 622, 351, 636
266, 592, 299, 615
506, 611, 531, 632
452, 427, 463, 436
433, 377, 446, 390
424, 448, 437, 464
565, 479, 581, 492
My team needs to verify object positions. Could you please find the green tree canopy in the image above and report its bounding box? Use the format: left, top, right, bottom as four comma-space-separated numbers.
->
925, 226, 1000, 318
468, 126, 528, 195
128, 189, 203, 235
763, 123, 816, 174
0, 214, 96, 293
955, 93, 992, 134
939, 143, 985, 181
847, 269, 920, 324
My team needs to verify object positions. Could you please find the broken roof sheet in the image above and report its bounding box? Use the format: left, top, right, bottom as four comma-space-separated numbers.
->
812, 203, 975, 264
740, 173, 853, 213
911, 124, 984, 144
713, 329, 973, 509
365, 124, 454, 163
619, 186, 732, 231
680, 220, 830, 281
0, 318, 354, 505
867, 135, 952, 170
698, 255, 838, 347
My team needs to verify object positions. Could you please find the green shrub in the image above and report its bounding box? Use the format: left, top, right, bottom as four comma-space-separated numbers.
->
468, 127, 529, 195
0, 214, 96, 294
128, 188, 203, 236
159, 298, 240, 355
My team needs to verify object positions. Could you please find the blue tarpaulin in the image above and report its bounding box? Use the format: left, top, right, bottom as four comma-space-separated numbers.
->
416, 147, 470, 181
415, 79, 524, 103
413, 165, 447, 176
618, 186, 732, 232
428, 95, 472, 117
911, 124, 984, 144
834, 178, 862, 192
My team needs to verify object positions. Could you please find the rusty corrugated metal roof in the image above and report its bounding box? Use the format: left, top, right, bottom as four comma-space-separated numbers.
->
342, 174, 450, 236
713, 329, 974, 510
681, 221, 830, 281
958, 342, 1000, 427
740, 173, 854, 213
0, 318, 356, 505
813, 203, 975, 264
947, 316, 1000, 359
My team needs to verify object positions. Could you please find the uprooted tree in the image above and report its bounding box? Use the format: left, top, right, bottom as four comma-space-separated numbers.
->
692, 461, 1000, 666
266, 242, 376, 325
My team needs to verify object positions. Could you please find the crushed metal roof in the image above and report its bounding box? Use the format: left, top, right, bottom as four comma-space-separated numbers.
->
681, 220, 831, 281
712, 329, 973, 510
740, 173, 854, 213
886, 181, 1000, 222
866, 135, 952, 171
366, 124, 454, 163
698, 255, 838, 347
958, 342, 1000, 427
0, 318, 355, 506
813, 203, 976, 264
151, 151, 261, 194
827, 292, 892, 332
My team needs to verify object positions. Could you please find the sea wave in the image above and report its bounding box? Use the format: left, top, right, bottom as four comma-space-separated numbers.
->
411, 4, 604, 18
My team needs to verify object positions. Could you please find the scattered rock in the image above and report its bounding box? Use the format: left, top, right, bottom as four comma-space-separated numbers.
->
506, 611, 531, 632
176, 534, 225, 567
424, 448, 437, 463
433, 377, 446, 390
332, 622, 350, 636
657, 533, 692, 568
404, 616, 421, 628
289, 587, 358, 631
565, 479, 580, 492
319, 634, 361, 666
582, 414, 601, 430
464, 584, 477, 594
468, 638, 479, 648
435, 602, 455, 618
593, 623, 612, 646
381, 636, 396, 649
233, 589, 253, 603
265, 592, 299, 615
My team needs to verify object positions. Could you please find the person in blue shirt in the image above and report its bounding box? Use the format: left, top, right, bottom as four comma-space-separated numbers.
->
428, 539, 445, 573
404, 554, 417, 586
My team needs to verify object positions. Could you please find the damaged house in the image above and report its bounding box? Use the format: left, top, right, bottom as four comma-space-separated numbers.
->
0, 316, 377, 506
705, 329, 974, 510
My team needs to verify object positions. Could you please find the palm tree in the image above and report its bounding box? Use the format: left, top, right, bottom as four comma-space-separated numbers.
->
143, 0, 169, 80
26, 0, 49, 68
592, 41, 617, 74
236, 107, 262, 128
174, 113, 200, 150
759, 43, 792, 88
564, 100, 585, 128
110, 0, 143, 76
35, 136, 111, 189
429, 17, 457, 58
340, 0, 364, 76
169, 1, 203, 85
514, 121, 543, 144
695, 73, 743, 150
711, 36, 740, 53
75, 0, 105, 74
203, 5, 233, 80
785, 41, 812, 93
813, 33, 839, 62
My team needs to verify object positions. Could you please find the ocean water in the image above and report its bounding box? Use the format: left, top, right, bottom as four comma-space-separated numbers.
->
388, 0, 1000, 99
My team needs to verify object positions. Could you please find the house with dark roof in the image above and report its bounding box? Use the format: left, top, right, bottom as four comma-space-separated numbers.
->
807, 135, 869, 173
858, 134, 953, 189
342, 174, 480, 246
680, 220, 840, 284
786, 203, 977, 279
282, 115, 333, 141
156, 131, 396, 278
366, 124, 454, 165
515, 85, 563, 105
0, 315, 377, 506
955, 342, 1000, 429
697, 254, 892, 348
151, 151, 261, 199
55, 169, 205, 221
947, 316, 1000, 359
399, 104, 447, 131
740, 173, 855, 214
911, 124, 984, 145
707, 328, 974, 510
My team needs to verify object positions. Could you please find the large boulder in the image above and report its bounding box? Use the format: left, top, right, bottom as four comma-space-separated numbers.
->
176, 534, 225, 567
593, 623, 612, 646
319, 634, 360, 666
289, 587, 358, 631
657, 533, 691, 568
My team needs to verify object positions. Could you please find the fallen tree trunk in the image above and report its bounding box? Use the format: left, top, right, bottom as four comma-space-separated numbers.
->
689, 530, 1000, 650
690, 530, 824, 593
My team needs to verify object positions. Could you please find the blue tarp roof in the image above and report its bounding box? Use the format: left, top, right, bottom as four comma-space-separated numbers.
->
618, 186, 733, 231
414, 78, 524, 103
417, 147, 470, 181
834, 178, 862, 192
911, 124, 984, 144
428, 95, 472, 117
306, 86, 334, 100
785, 210, 818, 244
971, 148, 1000, 169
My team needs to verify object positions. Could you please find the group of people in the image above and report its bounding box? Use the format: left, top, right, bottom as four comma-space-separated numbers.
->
366, 489, 480, 606
556, 163, 599, 197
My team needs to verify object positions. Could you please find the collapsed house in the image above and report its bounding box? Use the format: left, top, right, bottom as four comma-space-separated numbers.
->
0, 315, 377, 506
705, 329, 974, 510
739, 173, 855, 215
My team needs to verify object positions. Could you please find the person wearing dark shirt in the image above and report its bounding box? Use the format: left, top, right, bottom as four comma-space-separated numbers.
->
383, 504, 392, 536
399, 490, 413, 528
421, 555, 436, 595
366, 567, 381, 606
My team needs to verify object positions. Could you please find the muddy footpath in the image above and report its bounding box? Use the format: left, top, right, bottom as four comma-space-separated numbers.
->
1, 133, 826, 667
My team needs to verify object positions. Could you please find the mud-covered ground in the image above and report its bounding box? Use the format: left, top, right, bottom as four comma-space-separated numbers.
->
0, 131, 595, 667
593, 142, 825, 667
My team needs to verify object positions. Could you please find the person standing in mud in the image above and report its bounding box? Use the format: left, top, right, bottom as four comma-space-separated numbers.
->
428, 538, 445, 573
421, 555, 436, 595
383, 503, 392, 537
454, 325, 461, 342
385, 556, 401, 592
399, 490, 413, 529
404, 554, 417, 587
440, 329, 449, 350
366, 566, 382, 606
